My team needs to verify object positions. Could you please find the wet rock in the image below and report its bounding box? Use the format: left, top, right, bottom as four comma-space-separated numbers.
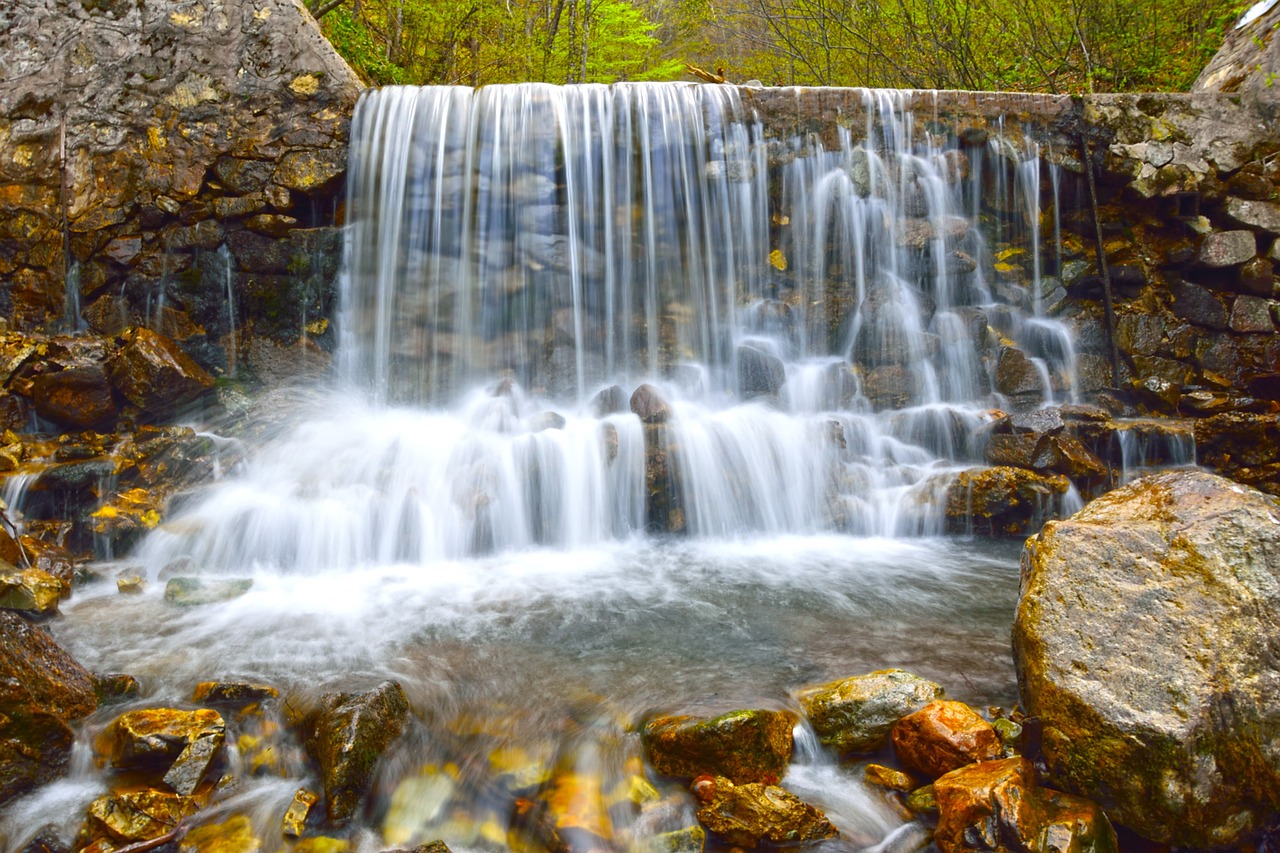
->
85, 788, 199, 843
178, 815, 260, 853
691, 775, 836, 848
282, 788, 319, 838
591, 384, 627, 416
994, 346, 1046, 403
631, 384, 672, 424
1238, 257, 1275, 296
0, 563, 65, 617
107, 328, 215, 419
308, 680, 411, 824
0, 610, 98, 720
1230, 295, 1276, 332
737, 343, 785, 399
527, 411, 567, 432
632, 826, 706, 853
641, 709, 794, 784
1224, 198, 1280, 235
1169, 280, 1228, 329
1013, 470, 1280, 847
110, 707, 226, 795
944, 466, 1071, 537
984, 434, 1041, 469
932, 757, 1117, 853
15, 825, 68, 853
164, 577, 254, 606
28, 366, 118, 430
0, 707, 74, 807
904, 784, 938, 816
1197, 230, 1256, 268
896, 216, 970, 250
1008, 407, 1065, 436
1193, 412, 1280, 495
794, 669, 944, 754
891, 700, 1001, 778
93, 673, 141, 706
864, 764, 915, 793
192, 681, 278, 707
862, 365, 916, 410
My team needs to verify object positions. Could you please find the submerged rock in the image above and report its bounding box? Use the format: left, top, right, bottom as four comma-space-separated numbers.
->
164, 577, 254, 606
641, 709, 794, 784
691, 775, 836, 848
794, 669, 943, 754
1013, 470, 1280, 847
890, 700, 1002, 778
308, 680, 411, 824
932, 757, 1117, 853
192, 681, 279, 707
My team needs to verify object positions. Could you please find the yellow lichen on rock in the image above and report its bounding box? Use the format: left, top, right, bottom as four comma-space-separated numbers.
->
289, 74, 321, 97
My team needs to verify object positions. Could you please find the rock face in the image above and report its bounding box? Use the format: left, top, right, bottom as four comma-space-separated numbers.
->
0, 0, 362, 369
642, 710, 794, 785
794, 669, 944, 754
308, 680, 411, 824
0, 611, 99, 804
1013, 470, 1280, 847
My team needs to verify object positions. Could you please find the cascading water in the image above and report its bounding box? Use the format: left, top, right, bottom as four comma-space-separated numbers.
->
9, 84, 1091, 851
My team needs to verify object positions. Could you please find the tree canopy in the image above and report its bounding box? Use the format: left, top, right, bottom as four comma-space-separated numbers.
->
310, 0, 1253, 92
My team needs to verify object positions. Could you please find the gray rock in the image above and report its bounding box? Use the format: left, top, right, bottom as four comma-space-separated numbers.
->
795, 669, 944, 754
1230, 295, 1277, 333
310, 680, 411, 825
163, 577, 253, 606
1239, 256, 1275, 296
1013, 470, 1280, 847
1197, 230, 1257, 268
1169, 280, 1228, 330
1225, 198, 1280, 235
737, 343, 785, 399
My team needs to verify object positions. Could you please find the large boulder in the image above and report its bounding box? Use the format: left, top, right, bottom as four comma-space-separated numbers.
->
308, 680, 411, 824
641, 710, 794, 785
0, 611, 99, 804
794, 669, 943, 754
1013, 470, 1280, 847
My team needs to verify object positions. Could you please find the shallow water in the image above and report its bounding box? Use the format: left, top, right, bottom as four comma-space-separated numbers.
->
3, 522, 1021, 850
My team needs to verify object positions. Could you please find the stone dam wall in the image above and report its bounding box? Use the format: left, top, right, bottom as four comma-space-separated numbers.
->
0, 0, 1278, 494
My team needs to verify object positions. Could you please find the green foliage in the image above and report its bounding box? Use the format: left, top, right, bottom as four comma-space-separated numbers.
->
315, 0, 1247, 93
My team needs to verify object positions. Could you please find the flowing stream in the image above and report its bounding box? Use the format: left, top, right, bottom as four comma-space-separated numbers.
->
7, 83, 1086, 850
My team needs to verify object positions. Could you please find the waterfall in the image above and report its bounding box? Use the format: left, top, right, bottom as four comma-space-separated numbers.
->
139, 82, 1079, 572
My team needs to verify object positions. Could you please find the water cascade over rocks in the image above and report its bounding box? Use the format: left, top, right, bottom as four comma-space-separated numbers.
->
138, 83, 1082, 571
4, 83, 1121, 851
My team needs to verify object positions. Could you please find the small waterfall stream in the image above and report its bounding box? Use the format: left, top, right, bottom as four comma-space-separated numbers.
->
11, 83, 1098, 851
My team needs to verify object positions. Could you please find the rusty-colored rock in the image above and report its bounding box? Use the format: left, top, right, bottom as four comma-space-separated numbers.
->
28, 365, 117, 430
107, 328, 214, 418
891, 700, 1002, 778
933, 757, 1117, 853
692, 775, 836, 848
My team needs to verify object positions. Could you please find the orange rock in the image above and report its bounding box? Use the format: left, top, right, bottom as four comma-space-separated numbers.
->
107, 327, 214, 419
890, 700, 1001, 778
933, 757, 1117, 853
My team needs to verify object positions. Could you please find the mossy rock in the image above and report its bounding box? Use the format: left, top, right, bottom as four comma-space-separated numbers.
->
641, 709, 794, 785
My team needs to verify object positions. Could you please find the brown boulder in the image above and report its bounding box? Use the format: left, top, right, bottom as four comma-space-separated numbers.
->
890, 700, 1002, 777
28, 365, 117, 430
0, 564, 66, 617
933, 757, 1117, 853
107, 328, 214, 419
85, 788, 199, 843
0, 611, 98, 804
631, 383, 672, 423
642, 709, 794, 784
691, 775, 836, 848
308, 680, 410, 824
